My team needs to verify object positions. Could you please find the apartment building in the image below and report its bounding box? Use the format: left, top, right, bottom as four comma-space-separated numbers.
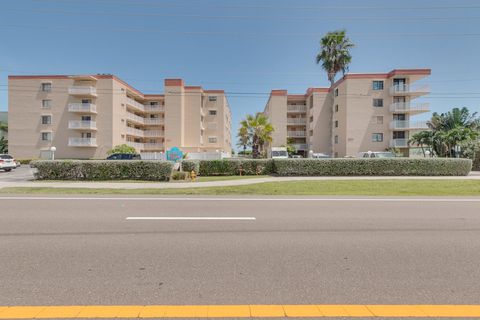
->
263, 69, 431, 157
8, 75, 232, 159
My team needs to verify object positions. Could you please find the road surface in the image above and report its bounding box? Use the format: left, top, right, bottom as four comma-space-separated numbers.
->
0, 196, 480, 319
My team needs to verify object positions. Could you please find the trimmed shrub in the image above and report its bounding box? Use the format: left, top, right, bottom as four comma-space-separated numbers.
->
273, 158, 472, 176
181, 160, 200, 173
197, 159, 275, 176
19, 159, 35, 165
473, 154, 480, 171
31, 160, 173, 181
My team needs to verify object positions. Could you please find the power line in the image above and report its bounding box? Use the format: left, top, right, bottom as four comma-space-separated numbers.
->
3, 8, 480, 21
1, 24, 480, 38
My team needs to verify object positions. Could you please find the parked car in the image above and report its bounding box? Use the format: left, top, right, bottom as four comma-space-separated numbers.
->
311, 153, 330, 159
0, 154, 17, 171
358, 151, 396, 158
106, 153, 141, 160
290, 154, 303, 158
271, 147, 288, 159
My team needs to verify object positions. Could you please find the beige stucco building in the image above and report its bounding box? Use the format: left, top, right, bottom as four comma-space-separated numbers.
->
8, 75, 232, 159
263, 69, 431, 157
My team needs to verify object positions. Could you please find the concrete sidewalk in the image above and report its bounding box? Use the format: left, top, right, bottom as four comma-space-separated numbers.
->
1, 171, 479, 190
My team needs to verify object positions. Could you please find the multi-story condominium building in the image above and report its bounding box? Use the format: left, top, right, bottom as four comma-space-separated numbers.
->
263, 69, 430, 157
8, 75, 232, 159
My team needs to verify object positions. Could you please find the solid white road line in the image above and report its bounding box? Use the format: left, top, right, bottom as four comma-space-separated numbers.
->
1, 196, 480, 202
126, 217, 256, 220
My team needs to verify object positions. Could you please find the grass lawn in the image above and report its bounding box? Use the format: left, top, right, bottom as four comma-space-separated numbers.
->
2, 180, 480, 196
193, 175, 269, 182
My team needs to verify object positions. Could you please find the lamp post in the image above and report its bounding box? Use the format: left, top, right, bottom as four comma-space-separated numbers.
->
50, 146, 56, 160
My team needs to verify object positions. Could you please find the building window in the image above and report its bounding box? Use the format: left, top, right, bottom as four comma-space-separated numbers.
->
373, 99, 383, 107
208, 96, 217, 102
372, 133, 384, 142
334, 88, 339, 97
334, 135, 339, 144
209, 110, 217, 116
41, 115, 52, 124
41, 83, 52, 92
208, 137, 217, 143
309, 116, 313, 123
372, 81, 384, 90
335, 120, 338, 128
335, 105, 339, 112
41, 100, 51, 109
150, 101, 159, 106
41, 132, 52, 141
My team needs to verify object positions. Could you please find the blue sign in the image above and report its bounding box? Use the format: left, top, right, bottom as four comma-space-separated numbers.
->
166, 147, 183, 162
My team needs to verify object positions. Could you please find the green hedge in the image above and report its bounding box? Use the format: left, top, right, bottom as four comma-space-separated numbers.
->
473, 154, 480, 171
184, 159, 275, 176
273, 158, 472, 176
31, 160, 173, 181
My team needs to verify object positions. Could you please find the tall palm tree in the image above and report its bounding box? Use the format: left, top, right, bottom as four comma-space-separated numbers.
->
238, 113, 274, 159
236, 126, 249, 156
409, 131, 433, 157
316, 29, 354, 156
0, 121, 7, 134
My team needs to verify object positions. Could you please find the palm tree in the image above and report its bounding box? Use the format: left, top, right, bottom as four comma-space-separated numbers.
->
238, 113, 274, 159
409, 131, 433, 157
236, 126, 249, 156
316, 29, 354, 156
0, 121, 7, 135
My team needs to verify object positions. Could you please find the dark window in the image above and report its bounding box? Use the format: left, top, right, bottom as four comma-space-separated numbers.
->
335, 120, 338, 128
209, 110, 217, 116
208, 96, 217, 102
334, 135, 339, 144
335, 105, 339, 112
41, 115, 51, 124
41, 83, 52, 92
372, 81, 384, 90
373, 99, 383, 107
372, 133, 384, 142
334, 88, 339, 97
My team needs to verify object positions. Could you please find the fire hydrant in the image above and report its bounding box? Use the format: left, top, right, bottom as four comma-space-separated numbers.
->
190, 170, 197, 182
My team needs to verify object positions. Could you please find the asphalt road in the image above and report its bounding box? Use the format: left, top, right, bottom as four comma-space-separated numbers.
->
1, 196, 480, 318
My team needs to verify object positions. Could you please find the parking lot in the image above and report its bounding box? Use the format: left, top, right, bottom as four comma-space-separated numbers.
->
0, 165, 35, 183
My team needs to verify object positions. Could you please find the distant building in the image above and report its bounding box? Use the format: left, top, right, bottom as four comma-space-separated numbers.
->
8, 75, 232, 159
263, 69, 430, 157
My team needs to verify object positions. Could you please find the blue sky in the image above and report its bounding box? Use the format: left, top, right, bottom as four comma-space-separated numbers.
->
1, 0, 479, 148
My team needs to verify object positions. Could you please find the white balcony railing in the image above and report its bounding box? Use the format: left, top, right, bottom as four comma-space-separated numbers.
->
126, 127, 144, 137
144, 130, 164, 137
126, 141, 144, 150
143, 143, 164, 150
68, 103, 97, 113
287, 105, 307, 112
390, 84, 430, 95
144, 118, 163, 125
390, 120, 428, 130
126, 97, 145, 112
144, 105, 165, 113
287, 131, 307, 137
293, 143, 309, 150
68, 86, 97, 96
68, 137, 97, 147
126, 112, 145, 124
68, 120, 97, 130
390, 139, 409, 148
389, 102, 430, 113
287, 118, 307, 125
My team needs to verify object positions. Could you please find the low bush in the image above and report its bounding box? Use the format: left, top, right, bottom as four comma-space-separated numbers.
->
273, 158, 472, 176
171, 171, 189, 181
19, 159, 35, 165
181, 160, 200, 173
31, 160, 173, 181
196, 159, 275, 176
473, 154, 480, 171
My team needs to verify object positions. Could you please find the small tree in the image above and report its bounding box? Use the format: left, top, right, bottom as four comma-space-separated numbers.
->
107, 144, 137, 155
0, 137, 7, 153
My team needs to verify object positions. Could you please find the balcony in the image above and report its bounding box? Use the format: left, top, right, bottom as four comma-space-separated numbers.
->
126, 112, 145, 125
390, 102, 430, 114
126, 127, 144, 137
68, 120, 97, 130
143, 143, 164, 150
390, 139, 409, 148
126, 141, 144, 150
68, 103, 97, 113
288, 131, 307, 137
390, 120, 428, 130
390, 84, 430, 97
68, 86, 97, 97
144, 105, 165, 113
68, 137, 97, 147
126, 97, 145, 112
144, 118, 163, 125
293, 143, 308, 150
144, 130, 164, 137
287, 118, 307, 125
287, 105, 307, 113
